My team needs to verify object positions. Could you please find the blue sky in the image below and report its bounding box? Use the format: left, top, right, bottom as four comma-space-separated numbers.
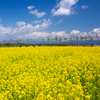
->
0, 0, 100, 41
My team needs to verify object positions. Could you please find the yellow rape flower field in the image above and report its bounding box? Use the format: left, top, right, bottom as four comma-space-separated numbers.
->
0, 46, 100, 100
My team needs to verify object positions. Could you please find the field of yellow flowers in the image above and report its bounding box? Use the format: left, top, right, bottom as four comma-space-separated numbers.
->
0, 46, 100, 100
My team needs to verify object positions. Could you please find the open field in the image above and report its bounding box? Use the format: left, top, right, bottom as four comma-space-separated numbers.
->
0, 47, 100, 100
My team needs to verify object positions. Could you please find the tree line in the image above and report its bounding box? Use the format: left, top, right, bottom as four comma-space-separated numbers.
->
1, 34, 100, 47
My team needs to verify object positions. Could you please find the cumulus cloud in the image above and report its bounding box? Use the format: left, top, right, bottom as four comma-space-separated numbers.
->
33, 19, 52, 31
0, 22, 68, 40
17, 19, 52, 32
82, 32, 88, 36
70, 30, 80, 34
82, 5, 88, 9
91, 27, 100, 33
29, 9, 46, 18
0, 25, 12, 34
24, 32, 49, 39
89, 27, 100, 36
27, 6, 35, 10
51, 0, 79, 16
70, 28, 100, 39
1, 20, 100, 40
31, 20, 41, 24
51, 31, 69, 37
54, 19, 63, 25
22, 31, 69, 40
0, 19, 52, 40
17, 21, 26, 27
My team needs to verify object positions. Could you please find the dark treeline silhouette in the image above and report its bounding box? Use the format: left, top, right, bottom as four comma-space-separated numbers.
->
0, 34, 100, 47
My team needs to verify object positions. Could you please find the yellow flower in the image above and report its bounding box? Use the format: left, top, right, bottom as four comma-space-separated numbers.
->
18, 95, 23, 99
0, 47, 100, 99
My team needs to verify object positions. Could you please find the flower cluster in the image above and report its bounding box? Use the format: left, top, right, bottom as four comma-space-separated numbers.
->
0, 46, 100, 100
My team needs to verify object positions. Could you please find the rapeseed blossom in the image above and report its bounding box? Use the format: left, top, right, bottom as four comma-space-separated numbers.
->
0, 46, 100, 99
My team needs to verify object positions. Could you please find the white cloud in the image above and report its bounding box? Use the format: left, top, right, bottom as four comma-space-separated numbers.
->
54, 19, 63, 25
70, 30, 80, 34
0, 25, 12, 34
27, 24, 34, 28
23, 31, 69, 40
33, 19, 52, 30
82, 32, 87, 36
89, 27, 100, 36
51, 0, 79, 16
31, 20, 41, 24
29, 9, 46, 18
82, 5, 88, 9
91, 28, 100, 33
24, 32, 49, 39
27, 6, 35, 10
0, 22, 68, 40
17, 21, 26, 27
1, 20, 100, 40
0, 19, 52, 40
51, 31, 68, 37
70, 28, 100, 38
